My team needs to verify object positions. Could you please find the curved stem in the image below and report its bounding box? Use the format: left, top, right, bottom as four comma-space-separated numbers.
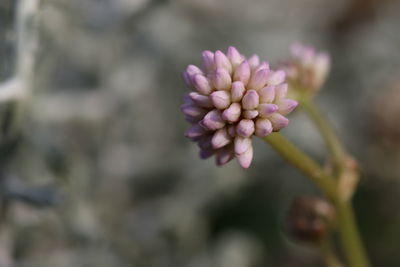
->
263, 133, 337, 200
300, 97, 346, 175
263, 133, 370, 267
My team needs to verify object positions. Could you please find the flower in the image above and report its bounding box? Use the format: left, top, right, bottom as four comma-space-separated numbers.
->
283, 43, 330, 94
181, 47, 298, 168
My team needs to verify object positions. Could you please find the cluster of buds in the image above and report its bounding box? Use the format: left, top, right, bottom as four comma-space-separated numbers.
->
283, 43, 330, 95
287, 196, 336, 243
181, 47, 298, 168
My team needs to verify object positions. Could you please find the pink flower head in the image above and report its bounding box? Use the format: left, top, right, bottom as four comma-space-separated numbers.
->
181, 47, 298, 168
283, 43, 330, 94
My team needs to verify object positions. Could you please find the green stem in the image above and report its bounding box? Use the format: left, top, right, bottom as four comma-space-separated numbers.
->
300, 97, 346, 175
263, 133, 337, 201
334, 200, 370, 267
319, 238, 344, 267
263, 133, 370, 267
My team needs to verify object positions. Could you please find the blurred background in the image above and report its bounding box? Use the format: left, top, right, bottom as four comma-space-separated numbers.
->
1, 0, 400, 266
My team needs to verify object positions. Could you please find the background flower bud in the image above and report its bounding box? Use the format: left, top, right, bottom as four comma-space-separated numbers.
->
286, 196, 336, 243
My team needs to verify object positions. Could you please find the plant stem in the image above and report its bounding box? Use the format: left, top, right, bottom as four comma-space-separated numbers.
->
263, 133, 337, 201
299, 97, 346, 175
319, 238, 344, 267
334, 200, 370, 267
263, 133, 370, 267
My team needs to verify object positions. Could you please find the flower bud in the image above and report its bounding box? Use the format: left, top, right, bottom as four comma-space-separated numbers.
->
236, 119, 255, 137
270, 113, 289, 131
226, 46, 243, 69
242, 90, 259, 110
277, 99, 298, 115
258, 103, 278, 118
248, 68, 269, 90
189, 92, 213, 108
201, 109, 225, 130
248, 54, 260, 69
216, 144, 235, 166
255, 118, 273, 137
210, 90, 231, 109
201, 50, 215, 72
212, 128, 232, 149
222, 103, 241, 123
192, 74, 213, 95
259, 86, 275, 103
236, 145, 253, 168
212, 67, 232, 90
233, 61, 251, 85
214, 50, 233, 74
231, 81, 246, 102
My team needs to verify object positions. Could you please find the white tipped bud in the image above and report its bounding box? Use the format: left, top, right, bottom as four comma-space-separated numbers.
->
233, 61, 251, 85
242, 90, 259, 110
248, 69, 269, 90
222, 103, 241, 123
211, 128, 232, 149
236, 119, 255, 137
214, 50, 233, 74
237, 146, 253, 168
210, 90, 231, 109
231, 81, 246, 102
255, 118, 273, 137
212, 67, 232, 90
270, 113, 289, 131
258, 86, 275, 103
226, 46, 243, 69
201, 50, 215, 72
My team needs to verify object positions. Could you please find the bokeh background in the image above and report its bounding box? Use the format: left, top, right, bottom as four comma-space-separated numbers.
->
1, 0, 400, 266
